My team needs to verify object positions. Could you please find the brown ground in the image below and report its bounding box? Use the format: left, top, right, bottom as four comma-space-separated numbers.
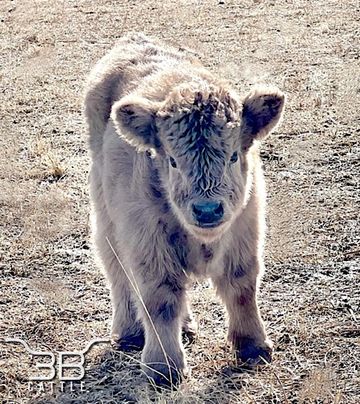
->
0, 0, 359, 403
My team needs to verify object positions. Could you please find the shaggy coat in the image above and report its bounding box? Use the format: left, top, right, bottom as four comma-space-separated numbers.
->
84, 33, 285, 387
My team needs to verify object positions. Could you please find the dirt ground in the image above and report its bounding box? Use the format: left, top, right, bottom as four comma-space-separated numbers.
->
0, 0, 359, 403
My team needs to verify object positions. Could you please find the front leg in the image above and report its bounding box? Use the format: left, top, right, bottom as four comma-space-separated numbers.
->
134, 272, 188, 387
212, 257, 272, 366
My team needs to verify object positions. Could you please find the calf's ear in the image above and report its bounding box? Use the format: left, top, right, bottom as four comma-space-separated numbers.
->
111, 95, 161, 151
241, 86, 285, 150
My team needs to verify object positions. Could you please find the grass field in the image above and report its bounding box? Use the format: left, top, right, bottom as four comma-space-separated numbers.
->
0, 0, 359, 402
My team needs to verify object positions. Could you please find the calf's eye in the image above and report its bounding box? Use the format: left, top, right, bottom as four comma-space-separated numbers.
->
230, 151, 238, 164
169, 157, 177, 168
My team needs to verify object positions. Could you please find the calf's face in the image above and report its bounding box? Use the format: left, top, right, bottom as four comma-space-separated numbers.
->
112, 85, 284, 242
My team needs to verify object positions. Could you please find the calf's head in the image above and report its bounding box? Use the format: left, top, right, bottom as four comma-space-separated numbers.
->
112, 83, 284, 242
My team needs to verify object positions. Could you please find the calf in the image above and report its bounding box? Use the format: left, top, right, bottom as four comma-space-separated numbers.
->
84, 33, 285, 387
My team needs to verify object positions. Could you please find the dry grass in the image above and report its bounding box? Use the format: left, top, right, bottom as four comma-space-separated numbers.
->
1, 0, 359, 403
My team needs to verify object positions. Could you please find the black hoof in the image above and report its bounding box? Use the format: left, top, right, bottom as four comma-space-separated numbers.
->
112, 330, 145, 352
145, 363, 185, 389
182, 320, 197, 345
236, 337, 272, 367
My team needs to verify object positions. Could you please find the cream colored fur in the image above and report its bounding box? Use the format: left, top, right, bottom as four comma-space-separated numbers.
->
84, 33, 285, 387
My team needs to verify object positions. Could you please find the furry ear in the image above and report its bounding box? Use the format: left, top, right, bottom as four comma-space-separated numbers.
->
111, 95, 161, 151
241, 86, 285, 149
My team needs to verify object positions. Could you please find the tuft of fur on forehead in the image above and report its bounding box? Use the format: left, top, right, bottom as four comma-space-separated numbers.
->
158, 82, 241, 127
157, 83, 241, 196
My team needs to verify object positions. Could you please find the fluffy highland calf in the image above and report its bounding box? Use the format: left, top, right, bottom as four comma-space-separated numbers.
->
84, 33, 285, 387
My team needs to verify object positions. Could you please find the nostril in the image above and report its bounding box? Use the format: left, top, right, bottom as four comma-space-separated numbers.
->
192, 204, 202, 216
214, 203, 223, 216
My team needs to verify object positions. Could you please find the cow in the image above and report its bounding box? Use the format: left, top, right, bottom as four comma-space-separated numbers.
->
84, 33, 285, 387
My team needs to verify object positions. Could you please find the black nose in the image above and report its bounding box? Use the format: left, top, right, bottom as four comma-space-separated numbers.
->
192, 201, 224, 227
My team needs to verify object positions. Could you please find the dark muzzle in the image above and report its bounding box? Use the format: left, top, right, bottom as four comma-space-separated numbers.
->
192, 200, 224, 227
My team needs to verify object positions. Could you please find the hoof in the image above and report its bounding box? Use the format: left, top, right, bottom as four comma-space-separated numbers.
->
112, 330, 145, 352
235, 337, 273, 367
182, 316, 198, 344
144, 362, 186, 389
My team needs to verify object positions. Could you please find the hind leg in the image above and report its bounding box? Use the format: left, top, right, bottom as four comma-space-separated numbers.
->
182, 297, 197, 344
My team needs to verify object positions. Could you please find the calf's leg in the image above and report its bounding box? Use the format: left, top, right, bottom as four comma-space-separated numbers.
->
96, 232, 145, 351
90, 175, 144, 351
134, 275, 188, 387
212, 262, 272, 366
182, 296, 197, 343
